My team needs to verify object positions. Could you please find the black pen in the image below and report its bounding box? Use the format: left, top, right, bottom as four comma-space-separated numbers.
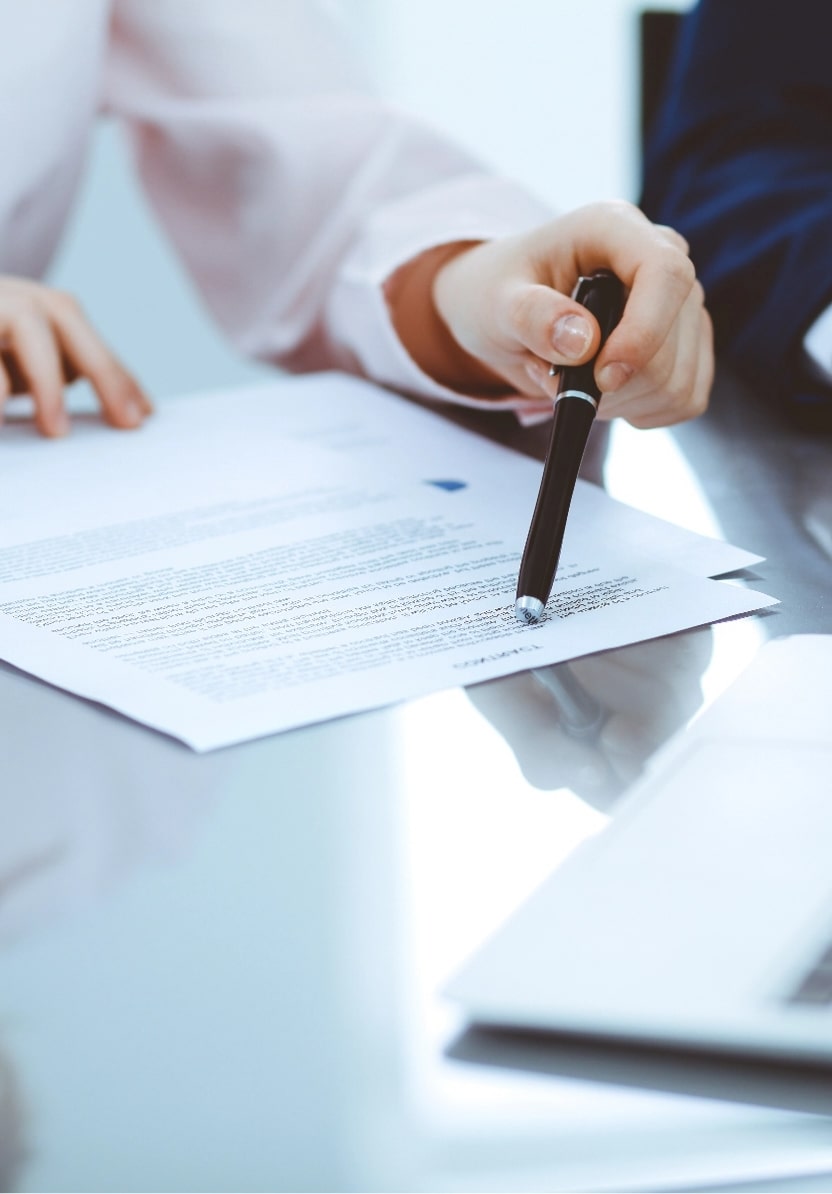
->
515, 270, 626, 624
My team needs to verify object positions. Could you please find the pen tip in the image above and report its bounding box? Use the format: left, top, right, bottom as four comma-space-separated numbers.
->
515, 596, 545, 625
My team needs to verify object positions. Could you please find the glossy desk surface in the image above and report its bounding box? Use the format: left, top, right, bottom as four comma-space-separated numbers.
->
0, 371, 830, 1193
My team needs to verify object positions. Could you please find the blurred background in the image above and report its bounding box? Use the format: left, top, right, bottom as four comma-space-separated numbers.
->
47, 0, 694, 404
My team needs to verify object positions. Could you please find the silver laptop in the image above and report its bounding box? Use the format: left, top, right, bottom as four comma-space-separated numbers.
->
446, 634, 832, 1064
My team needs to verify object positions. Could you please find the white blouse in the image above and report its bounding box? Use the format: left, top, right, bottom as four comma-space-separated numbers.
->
0, 0, 552, 416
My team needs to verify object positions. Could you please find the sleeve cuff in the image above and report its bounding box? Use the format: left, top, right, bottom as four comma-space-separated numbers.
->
327, 172, 555, 420
803, 302, 832, 385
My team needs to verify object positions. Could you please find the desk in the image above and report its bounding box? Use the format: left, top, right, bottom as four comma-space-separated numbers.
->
0, 369, 830, 1193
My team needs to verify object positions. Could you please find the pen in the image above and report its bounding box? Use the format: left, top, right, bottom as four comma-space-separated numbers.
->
533, 663, 605, 739
515, 270, 626, 624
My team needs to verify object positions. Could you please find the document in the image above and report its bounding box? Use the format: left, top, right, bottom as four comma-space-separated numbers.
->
0, 375, 775, 751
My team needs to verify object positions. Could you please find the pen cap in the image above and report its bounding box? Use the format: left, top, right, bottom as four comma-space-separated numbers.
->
574, 271, 626, 340
561, 272, 626, 399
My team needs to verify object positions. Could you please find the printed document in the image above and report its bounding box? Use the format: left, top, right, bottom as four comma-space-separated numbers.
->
0, 375, 775, 750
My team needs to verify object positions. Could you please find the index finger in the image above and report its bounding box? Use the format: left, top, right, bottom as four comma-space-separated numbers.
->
46, 293, 153, 429
595, 238, 697, 389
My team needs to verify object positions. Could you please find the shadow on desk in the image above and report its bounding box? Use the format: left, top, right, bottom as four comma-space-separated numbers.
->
448, 1023, 832, 1119
669, 367, 831, 637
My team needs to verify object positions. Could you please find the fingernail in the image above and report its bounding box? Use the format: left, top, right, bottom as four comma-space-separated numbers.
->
552, 314, 592, 360
133, 384, 154, 415
124, 397, 145, 426
597, 362, 634, 392
52, 411, 70, 436
117, 394, 146, 427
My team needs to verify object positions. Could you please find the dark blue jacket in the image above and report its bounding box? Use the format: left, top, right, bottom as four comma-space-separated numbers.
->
641, 0, 832, 427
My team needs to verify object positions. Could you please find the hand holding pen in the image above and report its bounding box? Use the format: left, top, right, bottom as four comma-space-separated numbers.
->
405, 202, 713, 622
422, 201, 713, 431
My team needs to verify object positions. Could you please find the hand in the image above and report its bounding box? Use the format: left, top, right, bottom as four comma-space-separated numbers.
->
0, 276, 153, 437
389, 201, 713, 429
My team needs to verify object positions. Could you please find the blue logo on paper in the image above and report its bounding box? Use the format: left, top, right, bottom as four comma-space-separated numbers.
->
424, 479, 468, 492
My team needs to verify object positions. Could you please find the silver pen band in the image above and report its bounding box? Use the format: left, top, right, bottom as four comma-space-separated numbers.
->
554, 389, 599, 409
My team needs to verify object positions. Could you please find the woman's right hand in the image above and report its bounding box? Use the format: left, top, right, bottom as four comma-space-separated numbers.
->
0, 276, 153, 437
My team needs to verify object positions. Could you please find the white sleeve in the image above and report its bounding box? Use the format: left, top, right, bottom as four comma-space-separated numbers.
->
102, 0, 553, 417
803, 302, 832, 384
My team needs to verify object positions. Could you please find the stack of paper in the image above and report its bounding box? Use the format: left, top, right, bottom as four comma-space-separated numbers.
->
0, 374, 775, 750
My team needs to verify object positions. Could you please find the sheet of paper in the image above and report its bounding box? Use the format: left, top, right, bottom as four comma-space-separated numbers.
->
0, 375, 776, 751
1, 374, 760, 579
261, 373, 764, 579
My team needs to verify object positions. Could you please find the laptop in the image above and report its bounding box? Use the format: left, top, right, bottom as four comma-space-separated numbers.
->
446, 634, 832, 1064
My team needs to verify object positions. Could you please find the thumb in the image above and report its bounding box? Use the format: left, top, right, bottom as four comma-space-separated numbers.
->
505, 282, 601, 367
